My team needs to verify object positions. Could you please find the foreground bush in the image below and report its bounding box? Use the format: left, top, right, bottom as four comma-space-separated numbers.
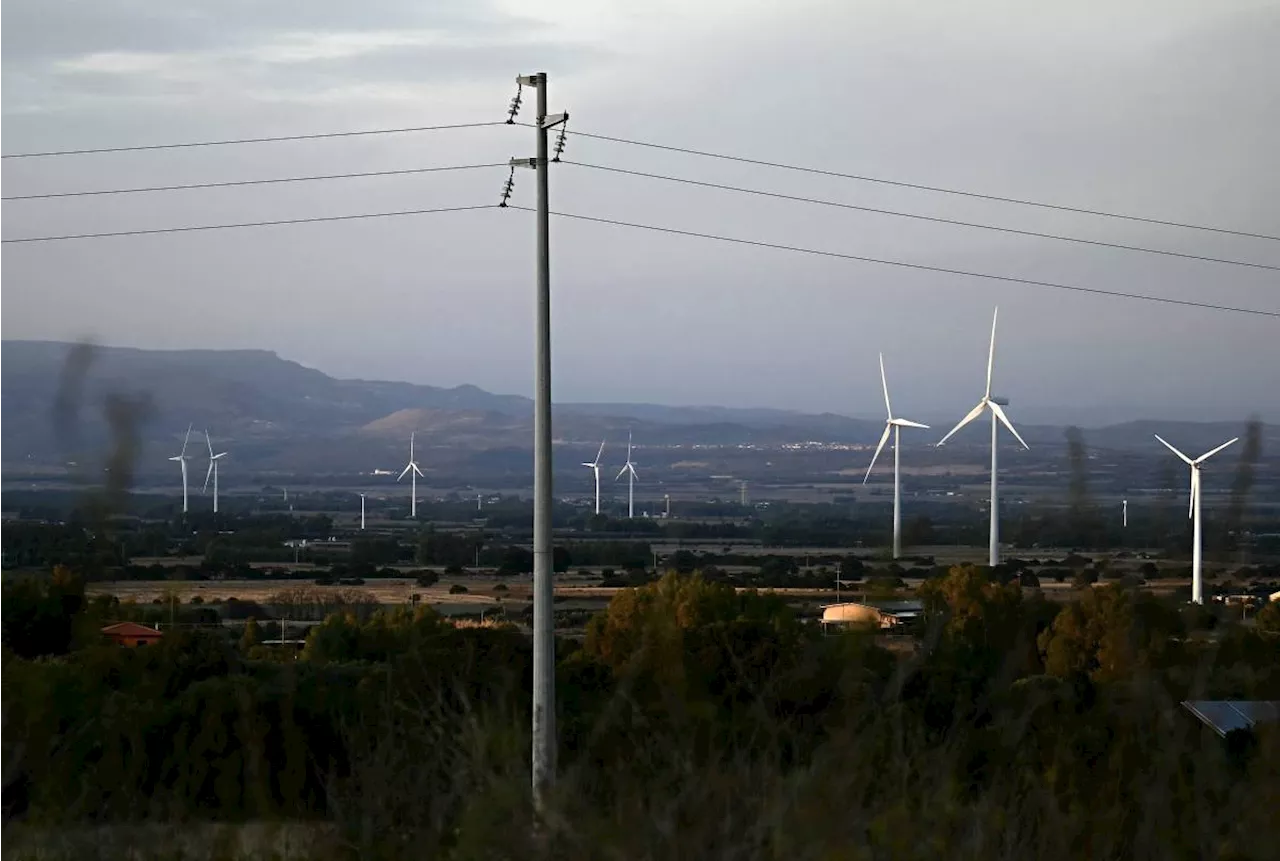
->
4, 569, 1280, 859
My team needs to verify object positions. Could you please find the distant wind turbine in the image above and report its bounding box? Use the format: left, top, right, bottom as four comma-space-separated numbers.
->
936, 308, 1029, 566
359, 493, 366, 530
1154, 434, 1237, 604
863, 353, 929, 559
616, 431, 638, 518
583, 439, 606, 514
397, 432, 425, 518
203, 430, 228, 513
168, 424, 193, 514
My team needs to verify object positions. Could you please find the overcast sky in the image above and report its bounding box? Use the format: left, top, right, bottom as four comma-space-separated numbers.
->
4, 0, 1279, 426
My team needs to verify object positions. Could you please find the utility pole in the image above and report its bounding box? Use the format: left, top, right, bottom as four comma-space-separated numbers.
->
514, 71, 567, 811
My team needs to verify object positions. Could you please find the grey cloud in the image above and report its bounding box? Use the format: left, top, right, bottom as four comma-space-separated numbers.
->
1, 0, 521, 64
3, 0, 1278, 424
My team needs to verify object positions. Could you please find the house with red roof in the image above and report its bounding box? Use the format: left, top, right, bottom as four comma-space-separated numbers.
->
101, 622, 163, 647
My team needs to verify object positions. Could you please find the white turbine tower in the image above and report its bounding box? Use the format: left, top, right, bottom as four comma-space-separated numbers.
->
863, 353, 929, 559
359, 493, 366, 530
1154, 434, 1237, 605
203, 430, 228, 513
397, 432, 425, 518
616, 431, 639, 518
582, 440, 605, 514
936, 308, 1029, 567
168, 424, 193, 514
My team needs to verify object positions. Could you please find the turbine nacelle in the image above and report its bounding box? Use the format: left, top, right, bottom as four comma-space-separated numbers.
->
1154, 434, 1238, 519
616, 431, 637, 481
397, 462, 424, 481
944, 308, 1027, 449
583, 439, 606, 471
398, 431, 425, 481
864, 353, 929, 484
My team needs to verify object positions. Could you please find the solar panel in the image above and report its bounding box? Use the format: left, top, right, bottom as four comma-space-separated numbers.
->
1181, 701, 1280, 737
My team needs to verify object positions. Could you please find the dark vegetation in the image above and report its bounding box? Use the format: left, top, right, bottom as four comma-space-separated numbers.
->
4, 566, 1280, 859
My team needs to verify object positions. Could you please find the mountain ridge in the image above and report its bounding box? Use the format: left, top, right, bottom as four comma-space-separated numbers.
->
2, 340, 1270, 477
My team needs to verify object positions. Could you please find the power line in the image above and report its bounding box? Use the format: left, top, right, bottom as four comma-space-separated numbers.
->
505, 205, 1279, 319
543, 125, 1280, 243
1, 163, 506, 201
565, 161, 1280, 274
2, 204, 494, 244
1, 121, 508, 160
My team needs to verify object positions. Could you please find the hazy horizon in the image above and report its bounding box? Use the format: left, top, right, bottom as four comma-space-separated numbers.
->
4, 0, 1279, 425
3, 335, 1271, 429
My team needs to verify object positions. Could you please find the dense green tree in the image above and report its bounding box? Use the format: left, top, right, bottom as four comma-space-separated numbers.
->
1256, 600, 1280, 635
496, 546, 534, 575
240, 617, 264, 651
1038, 584, 1184, 683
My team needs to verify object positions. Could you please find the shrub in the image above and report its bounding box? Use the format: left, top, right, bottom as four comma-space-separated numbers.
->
1072, 569, 1099, 589
492, 584, 509, 593
448, 584, 469, 595
416, 572, 439, 588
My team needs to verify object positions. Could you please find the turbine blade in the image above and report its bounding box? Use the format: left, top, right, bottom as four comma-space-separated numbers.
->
206, 430, 214, 457
629, 464, 639, 480
1189, 467, 1198, 519
985, 307, 998, 398
1154, 434, 1194, 465
616, 465, 629, 481
879, 353, 892, 419
864, 423, 892, 484
582, 462, 595, 468
413, 464, 424, 477
594, 439, 606, 465
989, 401, 1029, 450
204, 461, 213, 492
181, 424, 192, 456
397, 464, 412, 481
1195, 437, 1239, 464
892, 419, 930, 429
936, 401, 987, 446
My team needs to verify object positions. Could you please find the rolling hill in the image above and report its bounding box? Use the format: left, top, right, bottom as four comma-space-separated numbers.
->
2, 340, 1270, 483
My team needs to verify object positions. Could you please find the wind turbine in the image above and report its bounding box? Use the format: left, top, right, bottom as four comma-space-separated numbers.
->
168, 424, 193, 514
203, 430, 228, 513
397, 432, 425, 518
863, 353, 929, 559
582, 440, 605, 515
1154, 434, 1237, 604
358, 493, 366, 530
936, 308, 1029, 566
616, 431, 638, 518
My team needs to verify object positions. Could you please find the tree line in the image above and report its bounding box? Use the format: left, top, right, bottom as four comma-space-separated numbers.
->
3, 565, 1280, 858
